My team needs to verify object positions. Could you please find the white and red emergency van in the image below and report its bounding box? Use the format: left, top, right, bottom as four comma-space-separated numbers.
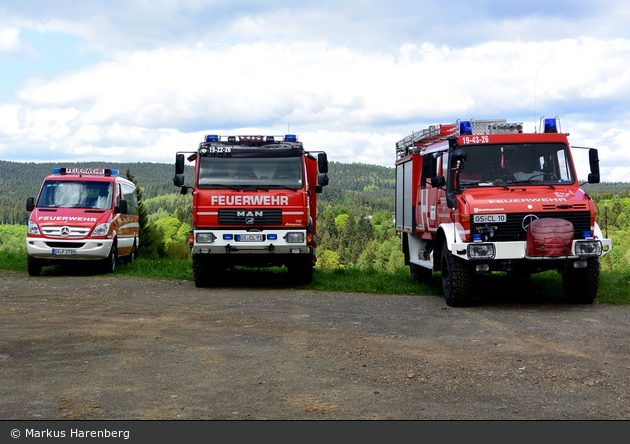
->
26, 167, 140, 276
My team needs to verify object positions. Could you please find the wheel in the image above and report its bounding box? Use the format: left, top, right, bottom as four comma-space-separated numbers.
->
288, 264, 314, 285
102, 243, 117, 274
27, 256, 42, 277
562, 258, 600, 304
125, 242, 137, 264
440, 241, 473, 307
410, 263, 432, 283
192, 255, 214, 288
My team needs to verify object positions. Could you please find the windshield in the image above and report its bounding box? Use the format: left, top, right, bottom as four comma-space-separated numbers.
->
198, 157, 303, 188
37, 180, 114, 209
457, 143, 574, 187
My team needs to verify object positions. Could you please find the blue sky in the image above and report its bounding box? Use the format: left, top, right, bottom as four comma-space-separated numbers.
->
1, 0, 630, 181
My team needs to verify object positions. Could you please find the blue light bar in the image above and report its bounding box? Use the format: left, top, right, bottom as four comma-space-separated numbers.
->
583, 230, 593, 239
268, 234, 277, 240
223, 234, 233, 240
110, 169, 119, 176
544, 118, 558, 133
284, 134, 297, 142
52, 168, 61, 174
205, 135, 219, 142
473, 234, 482, 242
459, 121, 473, 135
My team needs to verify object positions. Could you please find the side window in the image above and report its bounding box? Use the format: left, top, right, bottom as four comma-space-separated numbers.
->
116, 184, 121, 207
121, 183, 139, 216
421, 154, 438, 189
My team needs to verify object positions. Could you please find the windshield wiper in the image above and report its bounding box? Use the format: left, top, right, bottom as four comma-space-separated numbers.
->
266, 184, 300, 190
509, 180, 556, 190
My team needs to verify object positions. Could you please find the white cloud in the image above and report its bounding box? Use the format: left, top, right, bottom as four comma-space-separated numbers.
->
0, 1, 629, 183
0, 28, 25, 54
4, 37, 630, 167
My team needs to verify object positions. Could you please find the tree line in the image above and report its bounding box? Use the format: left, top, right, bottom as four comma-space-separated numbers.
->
1, 159, 629, 272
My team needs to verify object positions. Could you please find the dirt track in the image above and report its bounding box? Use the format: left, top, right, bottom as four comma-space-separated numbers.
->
1, 269, 629, 420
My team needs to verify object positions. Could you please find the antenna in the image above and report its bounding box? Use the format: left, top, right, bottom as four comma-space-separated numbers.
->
287, 96, 294, 133
534, 69, 538, 132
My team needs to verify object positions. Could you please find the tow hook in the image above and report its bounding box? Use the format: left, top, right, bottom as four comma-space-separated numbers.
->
269, 244, 275, 254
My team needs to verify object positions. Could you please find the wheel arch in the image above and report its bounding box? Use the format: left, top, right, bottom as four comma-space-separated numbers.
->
433, 229, 447, 272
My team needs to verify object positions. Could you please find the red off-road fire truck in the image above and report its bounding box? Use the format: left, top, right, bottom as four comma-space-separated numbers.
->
174, 134, 329, 287
395, 118, 613, 306
26, 167, 140, 276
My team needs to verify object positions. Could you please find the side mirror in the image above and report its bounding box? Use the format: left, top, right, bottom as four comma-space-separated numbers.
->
173, 174, 185, 187
588, 148, 600, 184
175, 153, 185, 175
26, 197, 35, 212
451, 148, 469, 163
318, 173, 329, 187
587, 172, 600, 184
589, 148, 600, 174
431, 176, 446, 188
116, 199, 128, 215
318, 153, 328, 174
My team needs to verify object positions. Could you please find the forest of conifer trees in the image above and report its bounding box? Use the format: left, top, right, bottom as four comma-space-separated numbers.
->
1, 160, 629, 272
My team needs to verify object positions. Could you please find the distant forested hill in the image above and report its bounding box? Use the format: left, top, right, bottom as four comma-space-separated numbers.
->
0, 159, 627, 225
0, 159, 395, 224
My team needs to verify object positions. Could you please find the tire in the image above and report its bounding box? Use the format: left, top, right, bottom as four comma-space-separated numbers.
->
192, 255, 213, 288
410, 263, 432, 284
27, 256, 42, 277
102, 243, 117, 274
440, 241, 473, 307
562, 258, 600, 304
288, 264, 314, 285
125, 242, 138, 265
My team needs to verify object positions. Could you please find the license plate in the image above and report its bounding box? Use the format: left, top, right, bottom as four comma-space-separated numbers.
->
473, 214, 506, 224
52, 248, 77, 255
236, 234, 264, 242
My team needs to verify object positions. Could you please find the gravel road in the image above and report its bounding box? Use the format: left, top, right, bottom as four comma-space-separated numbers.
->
1, 269, 629, 420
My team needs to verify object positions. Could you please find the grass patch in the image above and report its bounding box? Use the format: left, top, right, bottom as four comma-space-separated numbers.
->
1, 252, 628, 304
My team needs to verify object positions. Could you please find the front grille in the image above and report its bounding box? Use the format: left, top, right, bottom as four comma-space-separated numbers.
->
218, 209, 282, 225
471, 211, 591, 242
45, 242, 85, 248
41, 226, 91, 238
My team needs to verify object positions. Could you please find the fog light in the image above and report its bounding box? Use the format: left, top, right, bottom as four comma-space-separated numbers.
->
467, 243, 495, 260
573, 260, 588, 269
286, 232, 305, 243
291, 248, 301, 254
476, 264, 490, 272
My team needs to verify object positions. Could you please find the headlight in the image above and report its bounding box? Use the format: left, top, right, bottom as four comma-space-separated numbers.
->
574, 240, 601, 257
467, 243, 496, 260
28, 220, 40, 235
91, 223, 110, 237
285, 232, 305, 243
196, 232, 216, 244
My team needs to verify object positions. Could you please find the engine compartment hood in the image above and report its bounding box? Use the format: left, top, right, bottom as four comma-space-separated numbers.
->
463, 186, 590, 213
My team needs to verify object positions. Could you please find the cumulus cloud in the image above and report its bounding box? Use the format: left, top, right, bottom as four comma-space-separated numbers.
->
0, 28, 25, 54
2, 36, 630, 171
1, 1, 630, 182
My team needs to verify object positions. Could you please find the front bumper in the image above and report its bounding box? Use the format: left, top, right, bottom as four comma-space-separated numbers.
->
191, 229, 310, 255
452, 238, 612, 261
26, 237, 113, 260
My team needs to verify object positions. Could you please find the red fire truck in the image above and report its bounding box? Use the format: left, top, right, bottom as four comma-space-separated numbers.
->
395, 118, 612, 306
26, 167, 140, 276
173, 134, 329, 287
